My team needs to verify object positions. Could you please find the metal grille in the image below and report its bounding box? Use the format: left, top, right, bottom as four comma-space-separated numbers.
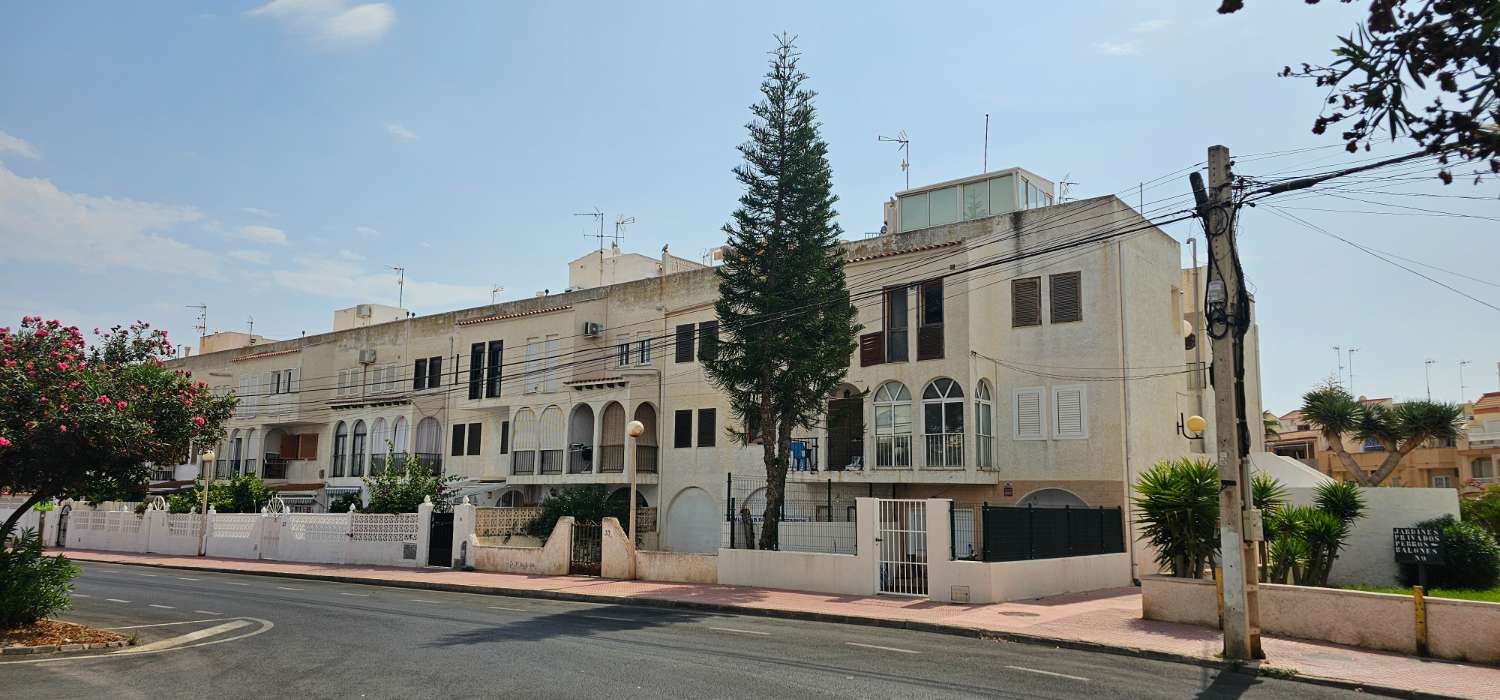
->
877, 499, 928, 596
570, 522, 602, 576
351, 513, 418, 542
475, 507, 542, 538
723, 475, 858, 554
980, 505, 1124, 562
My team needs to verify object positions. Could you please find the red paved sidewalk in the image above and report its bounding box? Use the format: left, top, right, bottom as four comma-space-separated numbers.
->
58, 548, 1500, 699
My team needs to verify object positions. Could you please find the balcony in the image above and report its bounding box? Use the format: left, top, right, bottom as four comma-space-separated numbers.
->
513, 451, 536, 476
568, 445, 593, 474
599, 445, 625, 473
243, 458, 256, 477
788, 437, 820, 472
924, 434, 964, 469
1468, 429, 1500, 446
150, 469, 175, 481
329, 453, 347, 478
349, 452, 367, 478
637, 445, 658, 474
874, 436, 912, 470
540, 449, 563, 475
215, 459, 232, 479
263, 456, 288, 480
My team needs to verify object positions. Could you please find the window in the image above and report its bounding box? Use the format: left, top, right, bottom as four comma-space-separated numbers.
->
1432, 475, 1452, 488
469, 343, 484, 399
975, 381, 994, 469
1472, 458, 1493, 479
697, 321, 719, 362
412, 358, 428, 391
884, 287, 909, 363
675, 324, 695, 363
1050, 271, 1082, 323
538, 406, 564, 473
917, 279, 944, 361
1362, 436, 1385, 452
511, 409, 537, 474
486, 341, 503, 397
922, 378, 964, 467
542, 335, 559, 393
873, 381, 912, 468
928, 186, 958, 226
673, 409, 693, 448
499, 421, 510, 454
898, 192, 929, 233
467, 422, 482, 456
636, 336, 652, 365
332, 421, 349, 477
350, 421, 367, 477
1014, 388, 1045, 440
1053, 385, 1088, 439
427, 355, 443, 388
697, 408, 717, 447
523, 338, 541, 393
962, 181, 989, 219
1012, 277, 1042, 327
617, 341, 631, 367
337, 369, 352, 397
452, 424, 467, 457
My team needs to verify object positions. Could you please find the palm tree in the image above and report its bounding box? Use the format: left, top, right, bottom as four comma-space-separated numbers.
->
1299, 383, 1465, 486
1263, 411, 1281, 441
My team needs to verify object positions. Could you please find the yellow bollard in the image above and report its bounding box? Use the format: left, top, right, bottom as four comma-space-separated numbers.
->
1413, 586, 1429, 657
1214, 566, 1225, 630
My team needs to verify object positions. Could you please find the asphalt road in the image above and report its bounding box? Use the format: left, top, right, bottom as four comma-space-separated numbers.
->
2, 562, 1367, 699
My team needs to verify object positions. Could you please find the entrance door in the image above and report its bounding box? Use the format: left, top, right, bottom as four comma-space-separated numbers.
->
876, 499, 928, 596
56, 505, 71, 548
570, 522, 602, 576
826, 397, 864, 471
428, 512, 454, 567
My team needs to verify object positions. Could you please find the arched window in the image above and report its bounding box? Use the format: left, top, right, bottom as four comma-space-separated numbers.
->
567, 404, 595, 474
873, 382, 912, 468
511, 408, 539, 475
244, 428, 259, 477
227, 429, 241, 479
369, 418, 389, 474
392, 416, 409, 454
600, 402, 626, 473
538, 406, 564, 474
923, 378, 964, 468
499, 490, 524, 507
332, 422, 349, 477
414, 417, 441, 474
975, 381, 994, 469
633, 403, 659, 473
350, 420, 368, 477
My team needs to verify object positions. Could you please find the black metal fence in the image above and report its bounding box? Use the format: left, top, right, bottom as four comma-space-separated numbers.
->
722, 474, 858, 554
978, 504, 1125, 562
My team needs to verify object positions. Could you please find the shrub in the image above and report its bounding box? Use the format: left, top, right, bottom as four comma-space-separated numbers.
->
1132, 458, 1219, 578
524, 486, 630, 539
363, 453, 461, 514
0, 528, 80, 628
1400, 515, 1500, 590
167, 472, 271, 514
1461, 485, 1500, 541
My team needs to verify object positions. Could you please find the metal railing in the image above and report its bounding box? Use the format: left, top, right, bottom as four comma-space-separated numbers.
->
512, 451, 536, 475
412, 452, 442, 475
789, 437, 820, 472
636, 445, 658, 473
243, 458, 256, 477
540, 450, 563, 475
150, 469, 175, 481
598, 445, 625, 473
350, 452, 366, 478
262, 457, 288, 480
329, 453, 347, 478
567, 445, 593, 474
824, 439, 864, 472
875, 435, 912, 469
924, 434, 964, 469
215, 459, 231, 479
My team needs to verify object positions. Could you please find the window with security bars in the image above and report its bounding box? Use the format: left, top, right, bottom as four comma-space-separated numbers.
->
1052, 385, 1087, 439
1013, 388, 1044, 440
1050, 271, 1082, 323
1012, 277, 1042, 327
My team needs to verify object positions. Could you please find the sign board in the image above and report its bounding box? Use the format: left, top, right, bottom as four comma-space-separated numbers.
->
1393, 527, 1444, 565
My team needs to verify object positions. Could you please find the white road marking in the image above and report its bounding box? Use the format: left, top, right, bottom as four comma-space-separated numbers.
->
73, 594, 91, 598
339, 592, 370, 597
194, 610, 222, 615
575, 614, 639, 623
276, 586, 302, 591
116, 620, 252, 653
223, 582, 250, 586
148, 604, 175, 610
408, 599, 438, 604
104, 618, 228, 630
487, 606, 528, 612
136, 573, 158, 577
709, 627, 770, 636
105, 598, 131, 604
175, 577, 200, 581
845, 642, 920, 654
1005, 666, 1090, 682
2, 618, 274, 666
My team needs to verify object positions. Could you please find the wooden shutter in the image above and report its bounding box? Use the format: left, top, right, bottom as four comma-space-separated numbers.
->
412, 359, 427, 391
289, 367, 300, 392
859, 331, 885, 367
1054, 385, 1087, 438
469, 343, 484, 399
1014, 389, 1044, 439
916, 324, 944, 361
280, 433, 300, 460
697, 320, 719, 362
673, 409, 693, 448
299, 433, 319, 460
452, 424, 466, 457
428, 356, 442, 387
697, 408, 716, 447
499, 421, 510, 454
486, 341, 503, 397
675, 324, 695, 363
468, 423, 482, 455
1050, 271, 1082, 323
1012, 277, 1042, 327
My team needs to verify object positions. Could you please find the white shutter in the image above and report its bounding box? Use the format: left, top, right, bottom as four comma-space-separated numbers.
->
1013, 388, 1044, 440
1053, 385, 1087, 439
524, 339, 540, 393
338, 369, 349, 397
543, 334, 560, 393
235, 375, 250, 416
289, 367, 300, 393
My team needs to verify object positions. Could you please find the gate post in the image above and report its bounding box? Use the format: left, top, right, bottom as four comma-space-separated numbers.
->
854, 497, 878, 594
415, 498, 434, 568
925, 499, 955, 603
450, 498, 476, 569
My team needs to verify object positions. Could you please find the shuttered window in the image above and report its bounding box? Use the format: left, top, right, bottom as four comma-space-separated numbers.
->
859, 331, 885, 367
697, 408, 717, 447
1053, 385, 1088, 439
499, 421, 510, 454
884, 287, 908, 362
697, 320, 719, 362
468, 343, 485, 399
427, 356, 443, 388
486, 341, 503, 397
675, 324, 695, 363
452, 424, 466, 457
1050, 271, 1082, 323
673, 409, 693, 448
467, 422, 483, 455
412, 358, 428, 390
917, 279, 944, 361
1013, 388, 1045, 440
1012, 277, 1042, 327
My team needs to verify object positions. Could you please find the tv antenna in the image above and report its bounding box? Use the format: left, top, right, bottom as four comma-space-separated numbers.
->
387, 266, 405, 308
490, 285, 505, 305
878, 131, 910, 190
247, 315, 254, 337
186, 303, 207, 337
575, 207, 607, 252
614, 215, 635, 246
1058, 173, 1079, 202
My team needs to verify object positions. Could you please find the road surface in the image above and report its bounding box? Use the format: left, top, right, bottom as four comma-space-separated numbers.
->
4, 561, 1366, 699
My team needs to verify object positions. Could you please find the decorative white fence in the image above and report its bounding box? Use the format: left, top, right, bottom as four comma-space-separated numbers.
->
58, 501, 432, 568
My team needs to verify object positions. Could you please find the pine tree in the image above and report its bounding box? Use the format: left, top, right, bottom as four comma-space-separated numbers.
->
705, 35, 859, 550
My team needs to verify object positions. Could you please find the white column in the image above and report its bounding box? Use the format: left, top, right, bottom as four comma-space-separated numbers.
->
415, 496, 434, 567
450, 497, 476, 569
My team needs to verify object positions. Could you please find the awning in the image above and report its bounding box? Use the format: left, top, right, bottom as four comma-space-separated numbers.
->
323, 487, 361, 497
275, 494, 318, 506
445, 482, 505, 504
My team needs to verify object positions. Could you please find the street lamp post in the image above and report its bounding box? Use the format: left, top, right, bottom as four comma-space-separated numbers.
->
198, 448, 216, 556
625, 420, 645, 549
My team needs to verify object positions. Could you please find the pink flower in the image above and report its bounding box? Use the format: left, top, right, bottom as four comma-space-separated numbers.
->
57, 362, 69, 371
3, 359, 14, 367
0, 437, 10, 447
192, 416, 206, 426
116, 401, 127, 409
58, 425, 68, 433
34, 328, 49, 338
182, 398, 193, 407
96, 395, 111, 405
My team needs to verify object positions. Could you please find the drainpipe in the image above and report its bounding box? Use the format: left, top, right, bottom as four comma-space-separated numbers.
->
1116, 238, 1138, 585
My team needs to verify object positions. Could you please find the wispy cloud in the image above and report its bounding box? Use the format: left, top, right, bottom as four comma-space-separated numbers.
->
228, 249, 271, 265
246, 0, 395, 48
228, 224, 288, 246
0, 161, 217, 277
354, 225, 379, 236
241, 206, 276, 218
1093, 41, 1139, 57
269, 253, 489, 309
1132, 19, 1170, 33
0, 129, 42, 161
385, 123, 417, 141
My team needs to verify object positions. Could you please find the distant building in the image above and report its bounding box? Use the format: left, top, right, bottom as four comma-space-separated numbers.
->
567, 242, 705, 290
199, 331, 274, 354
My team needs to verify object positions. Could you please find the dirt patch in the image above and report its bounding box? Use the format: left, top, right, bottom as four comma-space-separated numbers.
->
1, 619, 127, 648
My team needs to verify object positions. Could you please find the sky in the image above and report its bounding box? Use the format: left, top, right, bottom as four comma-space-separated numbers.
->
1, 1, 1497, 414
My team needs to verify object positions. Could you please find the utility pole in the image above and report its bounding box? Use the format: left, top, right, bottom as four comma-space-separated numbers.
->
1190, 145, 1262, 661
1425, 359, 1437, 400
388, 266, 405, 308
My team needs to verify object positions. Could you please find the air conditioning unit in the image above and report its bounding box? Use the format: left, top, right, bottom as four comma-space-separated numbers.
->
358, 349, 377, 364
356, 304, 373, 318
583, 321, 604, 338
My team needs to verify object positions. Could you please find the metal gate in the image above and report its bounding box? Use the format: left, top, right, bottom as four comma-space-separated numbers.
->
876, 499, 928, 596
570, 522, 602, 576
428, 512, 454, 567
56, 505, 70, 548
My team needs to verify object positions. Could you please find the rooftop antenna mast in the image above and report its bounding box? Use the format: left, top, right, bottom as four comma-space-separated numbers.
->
387, 266, 405, 308
186, 303, 207, 338
491, 285, 505, 305
575, 207, 606, 252
614, 215, 635, 246
983, 114, 989, 173
246, 315, 254, 337
1058, 173, 1079, 202
878, 131, 910, 190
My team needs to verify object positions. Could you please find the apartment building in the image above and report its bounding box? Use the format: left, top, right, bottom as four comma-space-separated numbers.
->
163, 167, 1250, 569
1269, 393, 1500, 490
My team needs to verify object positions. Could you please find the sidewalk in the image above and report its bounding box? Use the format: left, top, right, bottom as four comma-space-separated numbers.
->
58, 548, 1499, 699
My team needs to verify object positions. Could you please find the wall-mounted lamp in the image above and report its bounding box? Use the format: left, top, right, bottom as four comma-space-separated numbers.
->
1177, 414, 1206, 440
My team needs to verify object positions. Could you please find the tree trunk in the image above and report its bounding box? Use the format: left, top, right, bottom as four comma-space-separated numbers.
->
1366, 439, 1422, 486
757, 397, 783, 551
1322, 430, 1373, 484
1, 491, 46, 544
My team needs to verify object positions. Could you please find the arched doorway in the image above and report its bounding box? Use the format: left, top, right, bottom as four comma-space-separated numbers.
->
567, 404, 595, 474
633, 403, 658, 473
1016, 488, 1088, 508
827, 384, 864, 471
665, 487, 718, 553
498, 490, 525, 508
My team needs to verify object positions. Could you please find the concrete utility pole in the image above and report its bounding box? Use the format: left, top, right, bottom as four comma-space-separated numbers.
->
1425, 359, 1437, 400
1191, 145, 1262, 661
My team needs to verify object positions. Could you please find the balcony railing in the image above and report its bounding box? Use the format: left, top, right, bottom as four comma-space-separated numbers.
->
567, 445, 593, 474
243, 458, 256, 477
874, 435, 912, 469
789, 437, 820, 472
540, 449, 563, 475
636, 445, 658, 474
330, 453, 347, 478
215, 459, 231, 479
262, 456, 288, 480
599, 445, 625, 473
350, 452, 366, 478
150, 469, 175, 481
924, 433, 964, 469
412, 452, 442, 476
512, 451, 536, 475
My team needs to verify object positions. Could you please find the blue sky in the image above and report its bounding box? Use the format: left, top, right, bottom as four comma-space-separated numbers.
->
1, 1, 1497, 413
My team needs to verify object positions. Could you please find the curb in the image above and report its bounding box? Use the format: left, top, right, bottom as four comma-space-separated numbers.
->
2, 640, 128, 656
71, 554, 1459, 699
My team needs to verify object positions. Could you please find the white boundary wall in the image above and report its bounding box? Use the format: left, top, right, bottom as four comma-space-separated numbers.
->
1286, 486, 1459, 587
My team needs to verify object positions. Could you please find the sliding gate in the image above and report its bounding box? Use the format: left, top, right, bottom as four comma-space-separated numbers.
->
876, 499, 928, 596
